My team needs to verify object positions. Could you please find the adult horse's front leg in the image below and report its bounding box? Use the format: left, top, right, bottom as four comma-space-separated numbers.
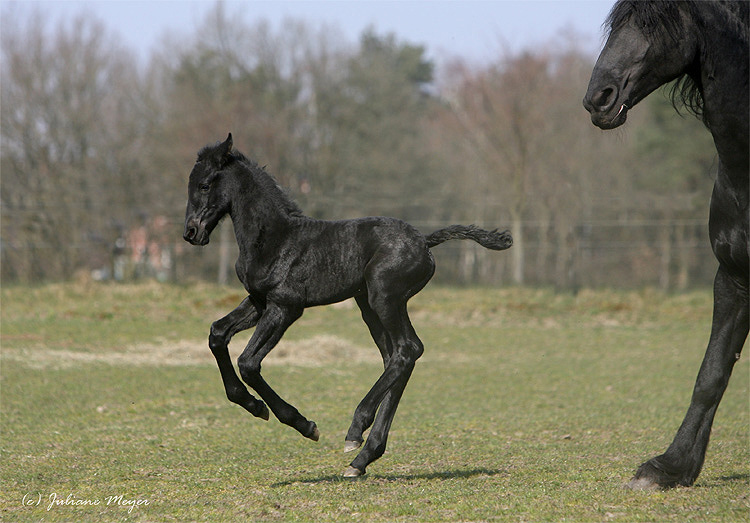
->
237, 303, 320, 441
209, 296, 269, 420
629, 268, 748, 490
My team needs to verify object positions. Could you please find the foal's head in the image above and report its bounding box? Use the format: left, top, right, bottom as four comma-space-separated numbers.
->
183, 133, 236, 246
183, 134, 303, 246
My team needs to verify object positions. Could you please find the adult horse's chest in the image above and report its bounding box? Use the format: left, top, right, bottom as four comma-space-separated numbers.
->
704, 82, 749, 282
708, 171, 749, 281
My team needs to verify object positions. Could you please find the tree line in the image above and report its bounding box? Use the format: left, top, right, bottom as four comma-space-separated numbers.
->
1, 3, 718, 289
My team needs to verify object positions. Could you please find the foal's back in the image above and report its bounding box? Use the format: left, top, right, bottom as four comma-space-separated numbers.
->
277, 215, 435, 307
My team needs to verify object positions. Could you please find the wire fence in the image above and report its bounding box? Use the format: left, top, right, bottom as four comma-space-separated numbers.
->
0, 210, 716, 290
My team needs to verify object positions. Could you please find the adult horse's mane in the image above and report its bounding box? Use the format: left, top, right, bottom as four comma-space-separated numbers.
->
605, 0, 749, 120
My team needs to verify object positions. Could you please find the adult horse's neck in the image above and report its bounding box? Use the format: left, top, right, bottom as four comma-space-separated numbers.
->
694, 7, 749, 187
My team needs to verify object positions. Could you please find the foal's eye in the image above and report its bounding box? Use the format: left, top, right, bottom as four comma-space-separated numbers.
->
199, 183, 210, 192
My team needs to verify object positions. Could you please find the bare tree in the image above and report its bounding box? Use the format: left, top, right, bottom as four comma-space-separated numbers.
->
437, 43, 631, 288
1, 11, 148, 281
0, 6, 718, 288
444, 53, 552, 285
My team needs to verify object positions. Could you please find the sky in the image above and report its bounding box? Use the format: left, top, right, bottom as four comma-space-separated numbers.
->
1, 0, 615, 64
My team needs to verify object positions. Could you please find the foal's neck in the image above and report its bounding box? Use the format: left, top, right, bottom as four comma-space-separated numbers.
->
228, 174, 301, 260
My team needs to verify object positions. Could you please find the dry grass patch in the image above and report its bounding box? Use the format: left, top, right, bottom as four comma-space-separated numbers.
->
2, 334, 378, 370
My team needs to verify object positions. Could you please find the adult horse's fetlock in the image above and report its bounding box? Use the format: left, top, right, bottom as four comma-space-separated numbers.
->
409, 339, 424, 361
227, 387, 269, 421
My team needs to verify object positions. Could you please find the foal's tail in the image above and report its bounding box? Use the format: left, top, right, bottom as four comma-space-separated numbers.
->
425, 224, 512, 251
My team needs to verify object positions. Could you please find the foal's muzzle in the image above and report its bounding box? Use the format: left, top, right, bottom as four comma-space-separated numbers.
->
183, 218, 209, 246
183, 225, 199, 244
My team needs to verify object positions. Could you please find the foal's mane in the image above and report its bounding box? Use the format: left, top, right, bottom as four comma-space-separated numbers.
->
605, 0, 749, 120
228, 149, 304, 218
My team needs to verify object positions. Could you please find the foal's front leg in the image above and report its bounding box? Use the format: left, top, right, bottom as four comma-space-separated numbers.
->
209, 296, 269, 419
237, 303, 320, 441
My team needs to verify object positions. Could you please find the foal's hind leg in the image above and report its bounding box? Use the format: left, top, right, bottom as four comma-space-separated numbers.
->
209, 296, 269, 419
237, 302, 320, 441
345, 299, 425, 477
344, 360, 415, 477
344, 294, 394, 452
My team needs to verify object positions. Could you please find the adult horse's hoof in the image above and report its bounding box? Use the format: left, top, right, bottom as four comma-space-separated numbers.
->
343, 466, 365, 478
627, 477, 661, 491
344, 440, 362, 453
626, 459, 683, 491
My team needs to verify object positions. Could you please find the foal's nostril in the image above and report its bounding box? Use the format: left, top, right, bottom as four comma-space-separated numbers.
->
184, 226, 198, 242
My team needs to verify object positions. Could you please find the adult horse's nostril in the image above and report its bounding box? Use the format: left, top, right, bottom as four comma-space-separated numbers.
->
592, 85, 618, 112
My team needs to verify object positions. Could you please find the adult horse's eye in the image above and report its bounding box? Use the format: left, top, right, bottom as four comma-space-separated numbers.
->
199, 183, 210, 192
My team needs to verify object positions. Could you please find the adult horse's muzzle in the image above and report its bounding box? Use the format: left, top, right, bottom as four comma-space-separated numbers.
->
583, 82, 630, 130
582, 64, 638, 130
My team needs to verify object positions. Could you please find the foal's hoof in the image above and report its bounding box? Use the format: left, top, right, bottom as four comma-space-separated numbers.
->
343, 466, 365, 478
254, 402, 270, 421
344, 440, 362, 453
306, 422, 320, 442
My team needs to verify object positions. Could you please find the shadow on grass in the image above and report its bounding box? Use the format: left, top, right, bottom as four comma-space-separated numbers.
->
711, 473, 750, 486
271, 467, 506, 487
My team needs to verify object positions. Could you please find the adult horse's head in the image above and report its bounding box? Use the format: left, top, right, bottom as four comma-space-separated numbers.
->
583, 1, 699, 129
183, 133, 235, 246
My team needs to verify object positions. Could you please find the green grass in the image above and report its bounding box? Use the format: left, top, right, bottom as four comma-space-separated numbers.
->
1, 283, 748, 521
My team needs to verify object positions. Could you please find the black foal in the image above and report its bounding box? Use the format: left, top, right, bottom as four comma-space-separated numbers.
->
183, 134, 512, 476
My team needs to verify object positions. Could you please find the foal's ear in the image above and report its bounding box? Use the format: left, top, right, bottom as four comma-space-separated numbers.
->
218, 133, 234, 165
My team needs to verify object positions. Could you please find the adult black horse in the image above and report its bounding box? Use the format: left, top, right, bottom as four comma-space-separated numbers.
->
583, 1, 748, 490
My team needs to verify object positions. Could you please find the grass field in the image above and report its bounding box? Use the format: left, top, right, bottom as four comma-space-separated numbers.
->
1, 282, 748, 522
